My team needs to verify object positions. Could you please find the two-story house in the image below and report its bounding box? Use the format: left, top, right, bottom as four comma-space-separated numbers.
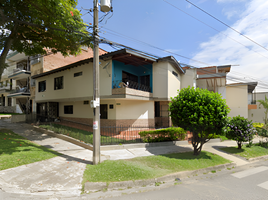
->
183, 65, 258, 119
32, 48, 187, 128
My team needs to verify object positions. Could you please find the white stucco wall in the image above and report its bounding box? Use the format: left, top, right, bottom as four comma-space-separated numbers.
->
248, 92, 268, 123
59, 99, 116, 119
35, 60, 112, 102
115, 100, 154, 120
153, 61, 168, 98
181, 68, 196, 89
167, 63, 181, 98
218, 86, 226, 99
226, 85, 248, 118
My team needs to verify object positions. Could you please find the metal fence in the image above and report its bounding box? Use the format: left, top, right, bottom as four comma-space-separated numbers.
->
112, 80, 151, 92
25, 115, 178, 145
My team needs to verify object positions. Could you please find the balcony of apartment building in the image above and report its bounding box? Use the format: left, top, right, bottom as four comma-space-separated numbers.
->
0, 81, 15, 94
111, 60, 153, 99
8, 59, 31, 80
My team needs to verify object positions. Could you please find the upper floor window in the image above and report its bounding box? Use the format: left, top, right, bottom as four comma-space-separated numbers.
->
54, 76, 63, 90
38, 81, 46, 92
74, 72, 83, 77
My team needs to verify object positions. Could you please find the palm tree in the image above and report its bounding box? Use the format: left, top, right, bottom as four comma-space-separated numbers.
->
257, 95, 268, 125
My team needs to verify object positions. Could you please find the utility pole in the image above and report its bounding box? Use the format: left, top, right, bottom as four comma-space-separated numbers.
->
92, 0, 100, 165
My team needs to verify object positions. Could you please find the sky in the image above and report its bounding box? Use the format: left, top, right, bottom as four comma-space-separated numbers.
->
77, 0, 268, 92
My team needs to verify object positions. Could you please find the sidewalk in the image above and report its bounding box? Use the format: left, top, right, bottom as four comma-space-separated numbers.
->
0, 119, 259, 196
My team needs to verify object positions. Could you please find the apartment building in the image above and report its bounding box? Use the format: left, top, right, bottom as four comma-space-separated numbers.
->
0, 48, 106, 115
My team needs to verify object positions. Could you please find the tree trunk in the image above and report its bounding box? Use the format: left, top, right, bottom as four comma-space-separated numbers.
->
0, 22, 18, 80
191, 133, 206, 156
237, 142, 242, 149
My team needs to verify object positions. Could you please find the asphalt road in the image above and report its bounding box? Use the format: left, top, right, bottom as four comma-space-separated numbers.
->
1, 159, 268, 200
104, 159, 268, 200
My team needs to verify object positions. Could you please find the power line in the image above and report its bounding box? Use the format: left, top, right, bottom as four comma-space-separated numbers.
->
185, 0, 268, 53
163, 0, 268, 61
99, 28, 268, 90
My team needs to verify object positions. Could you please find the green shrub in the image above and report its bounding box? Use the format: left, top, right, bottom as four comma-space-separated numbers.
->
253, 122, 264, 129
169, 87, 229, 155
139, 127, 186, 143
226, 116, 255, 149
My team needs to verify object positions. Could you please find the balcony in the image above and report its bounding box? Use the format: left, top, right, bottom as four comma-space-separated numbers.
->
8, 68, 31, 80
112, 80, 152, 98
0, 83, 14, 94
248, 100, 257, 110
7, 87, 30, 98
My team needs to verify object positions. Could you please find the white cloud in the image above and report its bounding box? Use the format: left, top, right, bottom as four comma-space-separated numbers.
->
191, 0, 268, 91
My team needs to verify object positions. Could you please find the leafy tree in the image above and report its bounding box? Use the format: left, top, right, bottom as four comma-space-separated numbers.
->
169, 87, 229, 155
226, 116, 255, 149
257, 95, 268, 125
0, 0, 91, 79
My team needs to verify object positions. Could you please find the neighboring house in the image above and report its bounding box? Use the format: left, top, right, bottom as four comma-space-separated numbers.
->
0, 47, 106, 115
31, 48, 187, 127
248, 92, 268, 123
226, 82, 257, 118
183, 65, 258, 119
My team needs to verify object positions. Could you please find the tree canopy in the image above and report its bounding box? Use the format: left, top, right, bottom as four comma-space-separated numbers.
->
169, 87, 229, 155
0, 0, 91, 79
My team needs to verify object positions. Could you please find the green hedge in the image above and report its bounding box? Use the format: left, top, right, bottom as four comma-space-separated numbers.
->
139, 127, 186, 143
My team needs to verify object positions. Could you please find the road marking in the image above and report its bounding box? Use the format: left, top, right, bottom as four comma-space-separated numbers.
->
258, 181, 268, 190
231, 166, 268, 179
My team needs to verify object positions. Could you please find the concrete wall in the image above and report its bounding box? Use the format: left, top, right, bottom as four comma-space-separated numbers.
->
167, 63, 181, 98
226, 85, 248, 118
248, 92, 268, 123
115, 100, 154, 120
58, 99, 154, 127
181, 68, 196, 89
153, 61, 182, 99
35, 61, 112, 102
218, 86, 226, 99
153, 61, 168, 98
11, 114, 26, 123
0, 106, 16, 113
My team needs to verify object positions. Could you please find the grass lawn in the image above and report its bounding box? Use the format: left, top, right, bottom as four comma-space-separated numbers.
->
0, 129, 61, 170
0, 113, 23, 115
82, 151, 231, 183
220, 145, 268, 159
40, 124, 139, 145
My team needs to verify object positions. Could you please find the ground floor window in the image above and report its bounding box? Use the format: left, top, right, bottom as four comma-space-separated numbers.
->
64, 105, 73, 114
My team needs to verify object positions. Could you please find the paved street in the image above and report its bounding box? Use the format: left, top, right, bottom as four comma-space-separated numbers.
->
104, 159, 268, 200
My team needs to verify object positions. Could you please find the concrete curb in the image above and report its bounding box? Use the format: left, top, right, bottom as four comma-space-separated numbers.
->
84, 162, 236, 192
248, 155, 268, 162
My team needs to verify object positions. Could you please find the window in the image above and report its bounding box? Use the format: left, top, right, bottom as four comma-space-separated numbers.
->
64, 105, 73, 114
172, 71, 178, 77
38, 81, 46, 92
54, 76, 63, 90
100, 104, 108, 119
74, 72, 83, 77
84, 100, 89, 105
